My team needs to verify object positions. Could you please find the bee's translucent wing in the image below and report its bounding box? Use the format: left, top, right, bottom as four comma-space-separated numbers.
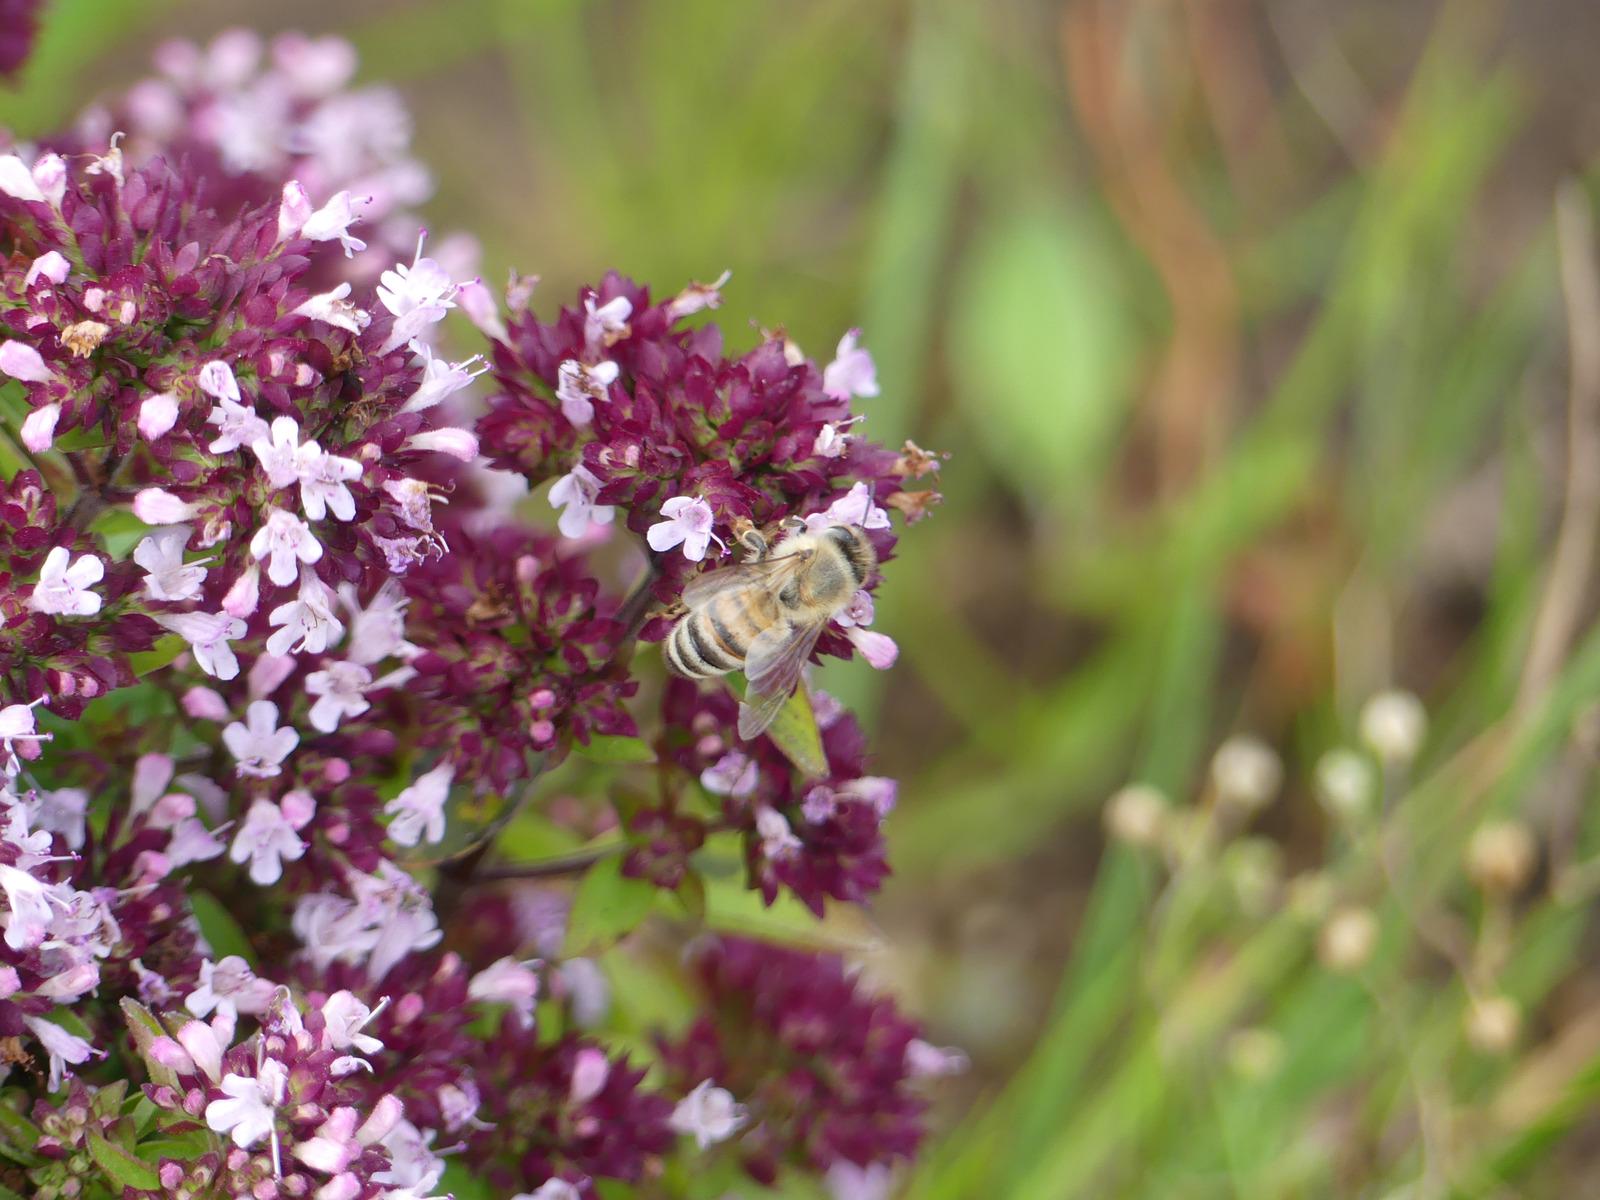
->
680, 547, 813, 609
737, 618, 826, 739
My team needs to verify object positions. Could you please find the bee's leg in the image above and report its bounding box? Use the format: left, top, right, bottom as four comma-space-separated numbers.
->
734, 518, 769, 562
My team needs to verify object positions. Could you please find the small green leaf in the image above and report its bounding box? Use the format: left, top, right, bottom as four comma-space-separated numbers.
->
128, 635, 187, 678
86, 1128, 160, 1191
90, 1080, 127, 1120
0, 1096, 40, 1155
439, 1162, 497, 1200
757, 685, 827, 779
564, 857, 658, 956
88, 508, 153, 559
574, 734, 657, 764
189, 891, 255, 964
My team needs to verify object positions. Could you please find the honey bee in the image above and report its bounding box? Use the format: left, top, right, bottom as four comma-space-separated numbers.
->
665, 521, 878, 739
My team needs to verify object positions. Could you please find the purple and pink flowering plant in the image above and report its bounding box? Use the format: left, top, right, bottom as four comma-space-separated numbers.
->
0, 21, 955, 1200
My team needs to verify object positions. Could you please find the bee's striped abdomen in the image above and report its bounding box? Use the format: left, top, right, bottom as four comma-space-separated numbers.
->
665, 593, 756, 679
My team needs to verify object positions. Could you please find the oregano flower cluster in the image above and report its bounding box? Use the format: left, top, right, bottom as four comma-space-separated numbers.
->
0, 25, 955, 1200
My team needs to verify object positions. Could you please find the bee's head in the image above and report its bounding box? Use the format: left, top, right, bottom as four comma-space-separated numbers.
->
824, 523, 877, 585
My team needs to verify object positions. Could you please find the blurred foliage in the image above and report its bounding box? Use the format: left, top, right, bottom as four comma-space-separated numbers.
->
16, 0, 1600, 1194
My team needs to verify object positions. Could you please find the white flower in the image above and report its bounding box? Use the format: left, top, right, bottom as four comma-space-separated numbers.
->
205, 1060, 287, 1149
134, 526, 208, 601
24, 1016, 103, 1092
801, 482, 890, 533
0, 864, 58, 950
20, 403, 59, 452
32, 786, 88, 850
306, 661, 373, 732
755, 807, 801, 861
133, 487, 199, 525
167, 817, 228, 869
1360, 690, 1428, 766
827, 1162, 895, 1200
402, 341, 487, 413
205, 394, 271, 455
664, 270, 731, 322
251, 415, 303, 488
554, 359, 618, 426
548, 465, 615, 539
24, 251, 70, 287
700, 752, 758, 798
267, 570, 345, 656
320, 990, 386, 1056
27, 547, 104, 617
822, 328, 879, 401
0, 697, 50, 772
457, 277, 507, 342
137, 392, 180, 440
250, 507, 323, 587
229, 796, 310, 884
403, 426, 478, 461
904, 1038, 969, 1078
813, 423, 849, 458
385, 763, 453, 846
186, 956, 278, 1020
583, 293, 633, 353
646, 495, 724, 562
467, 956, 540, 1028
292, 283, 372, 334
669, 1079, 747, 1150
0, 341, 55, 383
295, 440, 363, 522
197, 359, 242, 404
222, 700, 299, 778
341, 579, 412, 664
299, 189, 368, 257
155, 611, 247, 681
0, 155, 45, 203
372, 1117, 445, 1193
377, 231, 457, 352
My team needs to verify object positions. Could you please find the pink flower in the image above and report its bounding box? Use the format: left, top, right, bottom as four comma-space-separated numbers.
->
196, 359, 242, 404
802, 481, 890, 533
384, 762, 452, 846
554, 359, 618, 426
401, 341, 486, 413
137, 392, 179, 440
700, 752, 758, 798
292, 284, 371, 334
23, 1017, 104, 1092
822, 328, 879, 401
251, 415, 302, 488
249, 507, 323, 587
266, 570, 345, 656
205, 394, 270, 455
186, 956, 277, 1020
24, 251, 70, 287
222, 700, 299, 778
205, 1060, 287, 1150
403, 426, 478, 461
376, 230, 457, 352
155, 611, 247, 681
0, 697, 51, 769
467, 957, 539, 1028
646, 495, 724, 562
134, 526, 207, 601
132, 487, 199, 525
27, 547, 103, 617
458, 277, 507, 342
548, 464, 615, 539
835, 589, 897, 670
20, 403, 59, 451
669, 1079, 747, 1150
0, 341, 54, 383
305, 661, 373, 733
229, 796, 311, 884
298, 188, 368, 257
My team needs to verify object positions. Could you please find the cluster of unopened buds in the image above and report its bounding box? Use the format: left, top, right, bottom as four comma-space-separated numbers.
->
0, 22, 956, 1200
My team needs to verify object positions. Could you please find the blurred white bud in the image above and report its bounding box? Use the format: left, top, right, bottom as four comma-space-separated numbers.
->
1315, 749, 1375, 823
1466, 821, 1538, 897
1465, 994, 1521, 1054
1104, 783, 1168, 848
1359, 690, 1427, 766
1226, 1027, 1285, 1081
1318, 906, 1378, 973
1210, 736, 1282, 811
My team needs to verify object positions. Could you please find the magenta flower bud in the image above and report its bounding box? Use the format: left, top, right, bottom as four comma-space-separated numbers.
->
529, 718, 555, 746
0, 967, 18, 998
323, 758, 352, 784
148, 1036, 198, 1075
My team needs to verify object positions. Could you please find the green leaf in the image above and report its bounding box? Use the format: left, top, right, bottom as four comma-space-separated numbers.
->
947, 204, 1135, 515
127, 635, 187, 679
90, 1080, 127, 1121
86, 1128, 160, 1192
189, 891, 255, 965
88, 508, 154, 560
574, 734, 657, 765
439, 1162, 497, 1200
732, 677, 827, 778
563, 857, 657, 956
0, 1096, 40, 1156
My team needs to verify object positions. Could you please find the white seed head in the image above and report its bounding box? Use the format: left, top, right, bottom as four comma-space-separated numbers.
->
1210, 735, 1282, 811
1315, 748, 1374, 823
1104, 783, 1168, 848
1318, 906, 1378, 973
1226, 1027, 1285, 1081
1466, 820, 1538, 897
1359, 690, 1427, 766
1465, 994, 1521, 1054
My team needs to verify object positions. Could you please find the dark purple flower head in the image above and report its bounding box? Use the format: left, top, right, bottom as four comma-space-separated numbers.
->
658, 936, 928, 1185
0, 0, 41, 80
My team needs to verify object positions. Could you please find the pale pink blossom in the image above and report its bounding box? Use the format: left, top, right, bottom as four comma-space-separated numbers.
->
182, 686, 229, 721
24, 251, 70, 287
155, 611, 247, 681
802, 482, 890, 533
292, 283, 371, 334
822, 328, 879, 401
134, 526, 208, 601
457, 277, 507, 342
384, 762, 452, 846
250, 507, 323, 587
0, 341, 53, 384
669, 1079, 747, 1150
341, 579, 412, 664
251, 415, 302, 488
0, 697, 50, 770
222, 700, 299, 778
186, 956, 277, 1021
548, 465, 615, 539
197, 359, 242, 404
229, 796, 310, 884
554, 358, 618, 426
835, 589, 897, 670
299, 189, 368, 257
267, 570, 345, 656
24, 1016, 103, 1092
583, 293, 632, 354
700, 752, 758, 798
138, 392, 180, 440
28, 547, 103, 617
206, 1060, 287, 1150
646, 495, 724, 562
205, 394, 270, 455
376, 231, 457, 352
756, 807, 801, 861
19, 403, 59, 452
403, 426, 478, 461
306, 661, 373, 732
132, 487, 199, 525
0, 155, 44, 203
664, 270, 731, 322
401, 342, 486, 413
467, 957, 539, 1028
320, 991, 386, 1056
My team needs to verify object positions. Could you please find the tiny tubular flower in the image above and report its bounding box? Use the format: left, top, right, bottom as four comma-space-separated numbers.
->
583, 293, 633, 353
299, 188, 368, 257
554, 359, 618, 426
250, 507, 323, 587
306, 660, 374, 732
646, 495, 725, 562
28, 547, 104, 617
20, 403, 59, 452
822, 328, 879, 401
205, 1059, 287, 1150
467, 956, 539, 1028
229, 796, 311, 884
222, 700, 299, 778
267, 570, 345, 656
155, 610, 247, 681
548, 464, 615, 539
384, 762, 453, 846
292, 283, 372, 334
24, 1016, 104, 1092
134, 526, 208, 601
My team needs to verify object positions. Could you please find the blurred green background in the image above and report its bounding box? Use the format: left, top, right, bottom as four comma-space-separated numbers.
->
14, 0, 1600, 1194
